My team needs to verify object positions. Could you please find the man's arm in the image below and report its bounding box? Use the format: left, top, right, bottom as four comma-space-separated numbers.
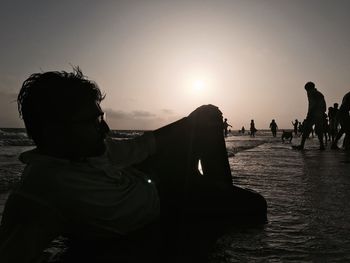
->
106, 131, 156, 167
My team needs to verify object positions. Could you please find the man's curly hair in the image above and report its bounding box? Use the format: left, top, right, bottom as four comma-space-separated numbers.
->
17, 67, 105, 146
304, 81, 315, 90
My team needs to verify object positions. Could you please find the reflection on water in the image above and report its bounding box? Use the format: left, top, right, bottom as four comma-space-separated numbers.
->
210, 140, 350, 262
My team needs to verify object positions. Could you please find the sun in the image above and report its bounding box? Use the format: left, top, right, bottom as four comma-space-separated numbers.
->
184, 72, 212, 99
193, 79, 205, 92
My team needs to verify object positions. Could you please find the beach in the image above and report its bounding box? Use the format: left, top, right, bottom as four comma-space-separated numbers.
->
1, 129, 350, 262
212, 135, 350, 262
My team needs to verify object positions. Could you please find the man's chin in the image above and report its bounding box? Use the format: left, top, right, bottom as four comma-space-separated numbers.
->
83, 143, 106, 158
92, 144, 106, 157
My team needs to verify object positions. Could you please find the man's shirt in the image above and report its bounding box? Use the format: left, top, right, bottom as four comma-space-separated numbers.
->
18, 133, 159, 236
307, 88, 326, 119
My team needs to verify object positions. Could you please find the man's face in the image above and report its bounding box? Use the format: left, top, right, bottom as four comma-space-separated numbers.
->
67, 100, 110, 158
40, 99, 110, 159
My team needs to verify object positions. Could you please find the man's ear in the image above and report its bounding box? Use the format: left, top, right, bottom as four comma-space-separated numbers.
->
39, 125, 69, 154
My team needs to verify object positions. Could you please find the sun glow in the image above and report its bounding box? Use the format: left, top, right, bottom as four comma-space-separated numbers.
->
193, 79, 205, 92
182, 70, 214, 102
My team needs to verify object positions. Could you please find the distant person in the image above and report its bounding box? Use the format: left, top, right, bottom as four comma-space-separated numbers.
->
311, 125, 315, 138
331, 92, 350, 150
295, 82, 326, 150
269, 119, 278, 137
329, 103, 339, 142
250, 120, 257, 137
322, 113, 330, 145
241, 126, 245, 135
292, 119, 299, 136
281, 130, 293, 143
328, 106, 335, 142
0, 68, 267, 262
223, 118, 232, 137
297, 121, 303, 137
333, 102, 340, 132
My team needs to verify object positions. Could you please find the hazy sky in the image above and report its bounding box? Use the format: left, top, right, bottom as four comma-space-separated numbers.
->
1, 0, 350, 130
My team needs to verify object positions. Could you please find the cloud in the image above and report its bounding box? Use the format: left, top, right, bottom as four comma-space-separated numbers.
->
131, 110, 156, 118
161, 109, 174, 115
103, 108, 184, 130
104, 108, 163, 130
104, 109, 129, 120
105, 109, 156, 120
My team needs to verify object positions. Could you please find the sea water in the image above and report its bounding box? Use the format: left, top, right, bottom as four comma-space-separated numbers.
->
211, 134, 350, 262
1, 128, 350, 262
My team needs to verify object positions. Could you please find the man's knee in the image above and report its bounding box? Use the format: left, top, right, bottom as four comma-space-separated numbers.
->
187, 104, 223, 127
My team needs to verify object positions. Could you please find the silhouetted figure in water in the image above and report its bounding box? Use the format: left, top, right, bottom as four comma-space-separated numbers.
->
328, 106, 335, 142
333, 103, 340, 135
298, 121, 303, 136
269, 119, 278, 137
223, 118, 232, 137
241, 126, 245, 135
331, 92, 350, 150
311, 125, 315, 138
292, 119, 299, 136
322, 113, 330, 145
281, 130, 293, 143
299, 119, 307, 137
0, 68, 267, 263
250, 120, 257, 137
328, 103, 339, 142
295, 82, 326, 150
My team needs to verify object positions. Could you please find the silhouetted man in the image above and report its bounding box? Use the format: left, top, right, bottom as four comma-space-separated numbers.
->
295, 82, 326, 150
328, 103, 340, 143
292, 119, 299, 136
223, 118, 232, 137
250, 119, 257, 137
269, 119, 278, 137
331, 92, 350, 150
0, 68, 267, 263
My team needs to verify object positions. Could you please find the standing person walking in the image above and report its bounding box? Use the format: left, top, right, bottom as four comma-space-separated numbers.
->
269, 119, 278, 137
295, 82, 326, 150
292, 119, 299, 136
331, 92, 350, 150
250, 120, 257, 137
223, 118, 232, 137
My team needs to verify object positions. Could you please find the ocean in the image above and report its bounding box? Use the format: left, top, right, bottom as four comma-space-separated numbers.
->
1, 128, 350, 262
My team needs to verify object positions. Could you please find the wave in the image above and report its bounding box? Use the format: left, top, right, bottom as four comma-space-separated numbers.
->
0, 129, 33, 146
0, 128, 146, 146
109, 130, 144, 139
225, 133, 284, 156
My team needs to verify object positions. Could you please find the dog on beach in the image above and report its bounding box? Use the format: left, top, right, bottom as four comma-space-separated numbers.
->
281, 130, 293, 143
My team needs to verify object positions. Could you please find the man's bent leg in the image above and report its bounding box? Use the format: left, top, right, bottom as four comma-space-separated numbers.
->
142, 106, 267, 261
148, 106, 233, 261
298, 120, 313, 149
150, 105, 233, 207
315, 120, 325, 150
